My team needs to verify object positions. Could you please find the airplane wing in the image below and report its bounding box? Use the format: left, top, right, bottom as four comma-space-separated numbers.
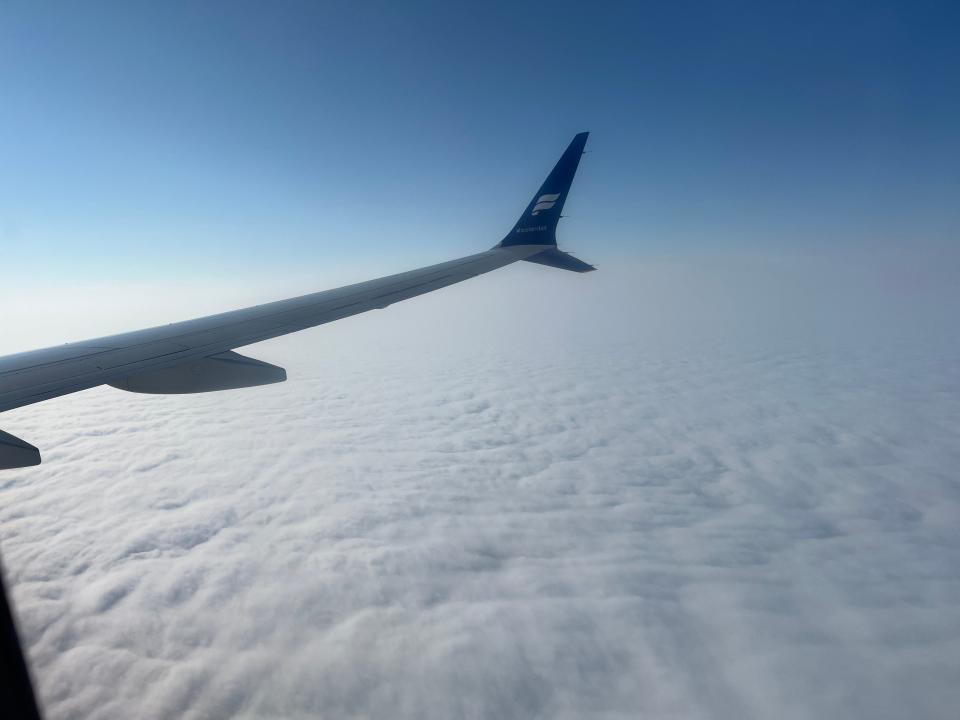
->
1, 132, 593, 469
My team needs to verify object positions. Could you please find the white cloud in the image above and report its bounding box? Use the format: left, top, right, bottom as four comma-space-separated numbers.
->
1, 253, 959, 719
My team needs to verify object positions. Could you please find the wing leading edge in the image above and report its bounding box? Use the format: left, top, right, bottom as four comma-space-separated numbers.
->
0, 132, 593, 468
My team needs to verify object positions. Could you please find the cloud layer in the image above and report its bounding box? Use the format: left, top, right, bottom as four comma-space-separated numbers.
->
2, 258, 959, 719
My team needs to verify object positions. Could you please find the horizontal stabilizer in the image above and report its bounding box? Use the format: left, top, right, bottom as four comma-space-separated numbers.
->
524, 247, 596, 273
0, 429, 41, 470
109, 350, 286, 394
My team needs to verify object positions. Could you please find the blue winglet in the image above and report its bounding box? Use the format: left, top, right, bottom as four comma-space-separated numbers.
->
499, 132, 589, 248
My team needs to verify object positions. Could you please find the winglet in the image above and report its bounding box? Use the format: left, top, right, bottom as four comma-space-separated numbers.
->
499, 132, 589, 248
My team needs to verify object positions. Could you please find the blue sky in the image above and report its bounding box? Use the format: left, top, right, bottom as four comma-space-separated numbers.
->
3, 9, 960, 716
1, 1, 958, 280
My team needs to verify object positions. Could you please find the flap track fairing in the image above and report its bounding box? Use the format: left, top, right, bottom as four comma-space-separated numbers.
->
109, 351, 286, 395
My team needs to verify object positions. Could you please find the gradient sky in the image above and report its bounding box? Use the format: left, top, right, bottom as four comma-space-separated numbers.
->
3, 8, 960, 716
1, 0, 958, 283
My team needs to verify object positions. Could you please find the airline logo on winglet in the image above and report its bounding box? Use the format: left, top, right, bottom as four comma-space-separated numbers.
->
531, 193, 560, 215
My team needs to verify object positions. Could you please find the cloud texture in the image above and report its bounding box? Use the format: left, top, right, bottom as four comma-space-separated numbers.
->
1, 257, 959, 719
